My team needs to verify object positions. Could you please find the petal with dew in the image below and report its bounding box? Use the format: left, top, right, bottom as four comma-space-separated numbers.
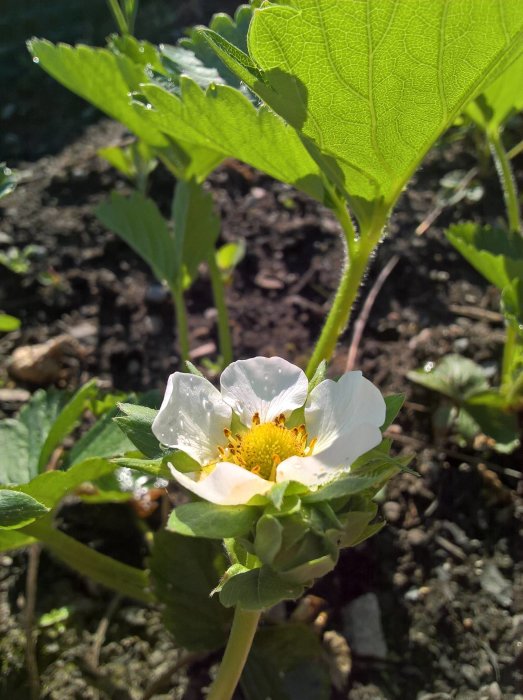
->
220, 356, 308, 426
306, 372, 386, 453
152, 372, 231, 464
169, 462, 272, 505
277, 421, 383, 487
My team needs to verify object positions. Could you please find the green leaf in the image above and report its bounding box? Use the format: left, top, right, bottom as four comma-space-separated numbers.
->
98, 140, 157, 185
463, 391, 519, 451
179, 5, 253, 90
149, 530, 232, 651
382, 394, 405, 430
167, 502, 259, 539
139, 79, 326, 204
66, 405, 135, 466
96, 191, 178, 289
219, 564, 304, 610
0, 313, 21, 332
302, 460, 400, 504
465, 52, 523, 133
254, 514, 283, 565
205, 1, 523, 230
172, 179, 221, 287
38, 379, 99, 472
216, 240, 246, 274
446, 222, 523, 291
13, 458, 118, 509
114, 403, 161, 458
241, 623, 331, 700
408, 354, 489, 402
28, 40, 167, 147
0, 390, 66, 485
0, 490, 49, 529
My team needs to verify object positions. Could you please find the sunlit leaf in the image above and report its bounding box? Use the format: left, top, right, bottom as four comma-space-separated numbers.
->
203, 0, 523, 230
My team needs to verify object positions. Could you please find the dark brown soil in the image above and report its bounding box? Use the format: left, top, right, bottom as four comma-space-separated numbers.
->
1, 104, 522, 698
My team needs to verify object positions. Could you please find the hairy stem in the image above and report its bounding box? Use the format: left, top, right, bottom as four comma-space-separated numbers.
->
21, 518, 154, 604
106, 0, 129, 34
489, 128, 522, 234
206, 607, 261, 700
207, 254, 234, 367
306, 199, 382, 379
24, 544, 41, 700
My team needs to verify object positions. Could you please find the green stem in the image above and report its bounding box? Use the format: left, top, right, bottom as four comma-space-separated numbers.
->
306, 199, 381, 379
171, 285, 190, 367
207, 254, 234, 367
206, 607, 261, 700
489, 128, 522, 234
501, 322, 517, 387
106, 0, 129, 34
21, 518, 154, 604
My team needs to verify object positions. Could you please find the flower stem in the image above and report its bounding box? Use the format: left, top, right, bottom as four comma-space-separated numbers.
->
207, 253, 234, 367
489, 128, 522, 234
21, 517, 154, 604
306, 198, 383, 379
206, 607, 261, 700
171, 285, 190, 367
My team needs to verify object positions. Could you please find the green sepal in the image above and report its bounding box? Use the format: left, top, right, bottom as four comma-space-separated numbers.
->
0, 490, 49, 529
167, 501, 260, 539
219, 564, 304, 611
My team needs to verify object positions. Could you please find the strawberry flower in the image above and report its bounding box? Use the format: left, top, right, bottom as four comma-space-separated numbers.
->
152, 356, 386, 505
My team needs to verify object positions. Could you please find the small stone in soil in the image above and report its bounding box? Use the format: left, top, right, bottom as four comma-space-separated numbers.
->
342, 593, 388, 660
383, 500, 402, 523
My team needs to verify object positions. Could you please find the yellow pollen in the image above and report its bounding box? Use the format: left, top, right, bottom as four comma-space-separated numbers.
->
222, 413, 313, 481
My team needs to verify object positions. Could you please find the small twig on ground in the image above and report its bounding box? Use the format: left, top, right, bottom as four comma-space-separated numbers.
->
345, 255, 399, 372
24, 543, 41, 700
86, 594, 122, 669
141, 651, 207, 700
448, 304, 504, 324
415, 166, 478, 235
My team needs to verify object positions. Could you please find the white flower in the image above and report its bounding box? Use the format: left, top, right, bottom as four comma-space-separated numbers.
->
152, 356, 386, 506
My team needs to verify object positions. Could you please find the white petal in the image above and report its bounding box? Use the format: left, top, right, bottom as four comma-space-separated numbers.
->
276, 422, 381, 487
169, 462, 272, 505
220, 356, 308, 426
306, 371, 386, 452
152, 372, 231, 463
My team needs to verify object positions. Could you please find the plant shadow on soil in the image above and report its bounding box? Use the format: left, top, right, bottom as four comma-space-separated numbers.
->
1, 6, 523, 695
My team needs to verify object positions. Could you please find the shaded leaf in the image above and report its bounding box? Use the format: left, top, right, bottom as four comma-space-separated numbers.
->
241, 623, 331, 700
149, 530, 231, 651
408, 354, 489, 402
446, 222, 523, 291
219, 564, 304, 610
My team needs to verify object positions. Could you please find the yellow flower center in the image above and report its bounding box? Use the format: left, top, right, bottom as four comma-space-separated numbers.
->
219, 412, 315, 481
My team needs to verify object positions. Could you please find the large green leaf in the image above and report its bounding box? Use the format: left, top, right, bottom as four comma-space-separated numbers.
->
12, 458, 119, 509
446, 222, 523, 291
466, 52, 523, 133
96, 191, 178, 289
149, 530, 232, 651
139, 79, 326, 203
241, 624, 331, 700
65, 406, 135, 467
28, 40, 167, 147
203, 0, 523, 230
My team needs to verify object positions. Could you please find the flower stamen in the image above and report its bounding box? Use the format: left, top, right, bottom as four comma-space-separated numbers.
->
220, 413, 315, 481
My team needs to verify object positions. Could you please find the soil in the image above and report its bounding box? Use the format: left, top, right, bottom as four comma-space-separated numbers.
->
1, 24, 523, 699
